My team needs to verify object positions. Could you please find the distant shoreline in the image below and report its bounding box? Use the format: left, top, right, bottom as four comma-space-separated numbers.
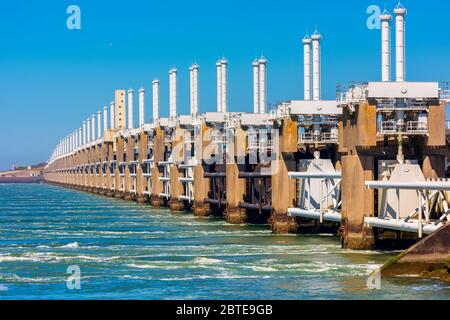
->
0, 176, 43, 183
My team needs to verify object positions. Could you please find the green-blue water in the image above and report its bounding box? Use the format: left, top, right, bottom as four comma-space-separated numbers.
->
0, 183, 449, 300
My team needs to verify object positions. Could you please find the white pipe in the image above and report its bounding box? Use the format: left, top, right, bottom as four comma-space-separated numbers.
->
169, 70, 173, 117
74, 129, 78, 149
365, 217, 441, 235
253, 60, 259, 113
288, 208, 342, 223
83, 121, 87, 145
221, 59, 227, 113
189, 66, 194, 115
87, 118, 91, 143
394, 4, 406, 82
127, 89, 134, 129
311, 31, 322, 101
97, 111, 101, 139
216, 61, 222, 112
152, 80, 159, 121
103, 106, 108, 133
91, 115, 95, 141
78, 128, 82, 148
381, 11, 392, 82
365, 180, 450, 191
302, 36, 312, 100
258, 57, 267, 114
110, 102, 115, 130
193, 64, 199, 115
138, 88, 145, 127
288, 172, 342, 179
171, 68, 177, 117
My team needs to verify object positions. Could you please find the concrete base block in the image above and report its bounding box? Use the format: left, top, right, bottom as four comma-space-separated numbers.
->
123, 193, 132, 201
193, 202, 212, 217
270, 213, 298, 234
150, 195, 165, 207
342, 232, 374, 250
135, 195, 146, 204
169, 199, 185, 212
225, 207, 247, 224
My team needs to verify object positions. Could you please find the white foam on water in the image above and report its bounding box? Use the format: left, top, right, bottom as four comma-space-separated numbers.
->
126, 263, 182, 270
245, 266, 278, 272
61, 242, 79, 248
192, 257, 223, 265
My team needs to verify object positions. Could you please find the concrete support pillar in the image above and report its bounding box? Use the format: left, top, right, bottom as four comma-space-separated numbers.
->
169, 127, 185, 211
193, 124, 212, 217
115, 138, 125, 198
100, 142, 107, 194
341, 155, 375, 250
151, 127, 165, 206
270, 117, 298, 233
105, 143, 114, 197
225, 127, 247, 224
136, 132, 148, 204
123, 137, 134, 201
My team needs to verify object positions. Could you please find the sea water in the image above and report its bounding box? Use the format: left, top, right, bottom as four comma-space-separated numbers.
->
0, 183, 449, 299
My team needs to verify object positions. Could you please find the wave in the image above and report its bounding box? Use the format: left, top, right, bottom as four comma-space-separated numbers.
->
192, 257, 223, 265
61, 242, 79, 248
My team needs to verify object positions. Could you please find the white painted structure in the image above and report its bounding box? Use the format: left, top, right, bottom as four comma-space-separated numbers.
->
258, 57, 267, 114
253, 60, 259, 113
192, 64, 199, 115
139, 88, 145, 127
394, 3, 407, 82
83, 121, 87, 145
311, 30, 322, 101
287, 159, 342, 223
303, 35, 312, 100
220, 59, 228, 112
110, 102, 115, 130
380, 10, 392, 82
87, 118, 91, 144
152, 80, 159, 121
127, 89, 134, 129
103, 106, 108, 133
169, 68, 177, 118
97, 111, 101, 139
216, 61, 222, 112
189, 64, 199, 115
91, 114, 95, 141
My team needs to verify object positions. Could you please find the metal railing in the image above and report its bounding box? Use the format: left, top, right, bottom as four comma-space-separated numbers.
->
378, 120, 428, 135
365, 179, 450, 238
287, 171, 342, 223
298, 132, 339, 144
406, 121, 428, 133
179, 165, 194, 202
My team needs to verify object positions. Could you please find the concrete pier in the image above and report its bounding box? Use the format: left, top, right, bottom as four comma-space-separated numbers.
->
270, 117, 298, 233
225, 127, 247, 224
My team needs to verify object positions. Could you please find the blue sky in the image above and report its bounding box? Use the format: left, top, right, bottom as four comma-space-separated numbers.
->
0, 0, 449, 170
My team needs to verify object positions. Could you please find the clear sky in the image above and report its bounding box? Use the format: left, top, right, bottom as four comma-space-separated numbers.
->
0, 0, 449, 170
